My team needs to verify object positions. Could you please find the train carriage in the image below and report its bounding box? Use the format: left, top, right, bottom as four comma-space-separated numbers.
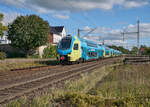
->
82, 40, 99, 60
57, 35, 122, 64
103, 46, 111, 57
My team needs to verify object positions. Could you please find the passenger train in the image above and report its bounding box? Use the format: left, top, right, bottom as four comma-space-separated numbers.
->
57, 35, 122, 64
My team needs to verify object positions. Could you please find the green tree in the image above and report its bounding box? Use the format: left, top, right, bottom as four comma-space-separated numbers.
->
0, 13, 8, 37
131, 46, 138, 55
7, 15, 50, 56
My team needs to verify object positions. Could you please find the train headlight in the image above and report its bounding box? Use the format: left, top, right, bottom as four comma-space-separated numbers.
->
60, 56, 65, 60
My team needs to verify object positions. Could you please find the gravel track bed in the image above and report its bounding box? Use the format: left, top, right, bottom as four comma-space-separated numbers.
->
0, 57, 122, 104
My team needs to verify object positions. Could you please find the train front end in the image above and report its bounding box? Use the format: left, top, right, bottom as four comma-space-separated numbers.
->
57, 36, 82, 64
57, 36, 72, 63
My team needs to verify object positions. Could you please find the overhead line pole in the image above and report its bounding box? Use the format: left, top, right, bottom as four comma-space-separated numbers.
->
121, 20, 140, 55
78, 29, 80, 37
137, 20, 140, 50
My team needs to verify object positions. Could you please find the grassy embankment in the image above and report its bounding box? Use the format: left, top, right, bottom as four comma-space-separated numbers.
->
3, 63, 150, 107
0, 59, 58, 72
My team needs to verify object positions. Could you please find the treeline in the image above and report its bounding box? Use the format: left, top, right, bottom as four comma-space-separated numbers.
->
108, 45, 130, 54
109, 45, 150, 56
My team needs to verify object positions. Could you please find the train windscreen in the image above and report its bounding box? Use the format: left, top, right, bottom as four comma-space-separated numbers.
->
59, 37, 72, 50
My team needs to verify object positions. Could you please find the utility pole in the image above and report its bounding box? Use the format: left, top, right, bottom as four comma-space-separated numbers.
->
102, 40, 104, 45
121, 20, 140, 55
78, 29, 80, 37
137, 20, 140, 49
121, 32, 125, 42
137, 20, 140, 55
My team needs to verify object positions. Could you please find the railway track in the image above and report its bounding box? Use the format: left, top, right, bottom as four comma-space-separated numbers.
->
0, 59, 113, 86
0, 57, 122, 104
123, 56, 150, 64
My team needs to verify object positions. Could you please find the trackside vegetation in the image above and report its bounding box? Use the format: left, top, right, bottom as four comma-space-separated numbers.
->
43, 45, 57, 58
3, 63, 150, 107
0, 52, 6, 60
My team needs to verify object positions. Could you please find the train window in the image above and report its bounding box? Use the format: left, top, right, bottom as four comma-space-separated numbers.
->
74, 44, 78, 50
59, 37, 72, 50
87, 42, 97, 48
87, 52, 97, 57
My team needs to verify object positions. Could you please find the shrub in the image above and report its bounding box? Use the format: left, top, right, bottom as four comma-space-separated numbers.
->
27, 53, 40, 59
0, 52, 6, 60
7, 52, 25, 58
56, 92, 101, 107
43, 45, 57, 58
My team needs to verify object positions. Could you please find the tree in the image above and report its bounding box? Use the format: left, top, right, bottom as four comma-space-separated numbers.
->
0, 13, 8, 37
7, 15, 50, 56
131, 46, 138, 55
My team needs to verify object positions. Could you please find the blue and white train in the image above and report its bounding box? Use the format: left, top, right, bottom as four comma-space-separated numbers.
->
57, 35, 122, 64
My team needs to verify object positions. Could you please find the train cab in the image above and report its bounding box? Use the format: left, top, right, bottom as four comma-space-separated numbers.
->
57, 36, 82, 63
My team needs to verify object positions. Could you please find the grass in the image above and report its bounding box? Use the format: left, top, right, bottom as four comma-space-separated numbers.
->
93, 64, 150, 97
87, 64, 150, 106
0, 59, 58, 72
3, 63, 150, 107
0, 62, 42, 72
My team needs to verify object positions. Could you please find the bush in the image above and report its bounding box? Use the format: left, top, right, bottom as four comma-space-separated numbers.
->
0, 52, 6, 60
27, 54, 40, 58
43, 45, 57, 58
7, 52, 25, 58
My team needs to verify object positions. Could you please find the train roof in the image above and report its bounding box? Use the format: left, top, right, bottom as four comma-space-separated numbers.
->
67, 35, 123, 53
79, 37, 98, 48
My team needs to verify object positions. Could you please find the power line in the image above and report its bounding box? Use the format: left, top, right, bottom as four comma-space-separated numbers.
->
77, 27, 97, 37
63, 0, 97, 35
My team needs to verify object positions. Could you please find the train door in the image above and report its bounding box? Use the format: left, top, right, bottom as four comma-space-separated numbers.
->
73, 43, 81, 61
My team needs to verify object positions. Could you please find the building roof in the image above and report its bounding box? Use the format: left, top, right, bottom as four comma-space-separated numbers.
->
50, 26, 64, 34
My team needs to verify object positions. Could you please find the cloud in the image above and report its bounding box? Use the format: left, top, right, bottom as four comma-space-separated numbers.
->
124, 0, 148, 8
1, 11, 21, 25
0, 0, 148, 13
0, 0, 24, 7
82, 22, 150, 47
53, 14, 69, 19
125, 23, 150, 38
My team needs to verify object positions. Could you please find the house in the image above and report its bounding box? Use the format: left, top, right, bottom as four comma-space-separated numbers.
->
48, 26, 66, 44
38, 26, 66, 58
0, 35, 11, 44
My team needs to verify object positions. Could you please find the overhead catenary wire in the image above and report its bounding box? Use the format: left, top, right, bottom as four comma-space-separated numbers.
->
121, 20, 150, 51
63, 0, 98, 36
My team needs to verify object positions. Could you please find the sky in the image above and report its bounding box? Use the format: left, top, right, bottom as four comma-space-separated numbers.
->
0, 0, 150, 49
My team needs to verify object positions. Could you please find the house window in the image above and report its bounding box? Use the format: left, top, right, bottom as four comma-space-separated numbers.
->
74, 44, 78, 50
